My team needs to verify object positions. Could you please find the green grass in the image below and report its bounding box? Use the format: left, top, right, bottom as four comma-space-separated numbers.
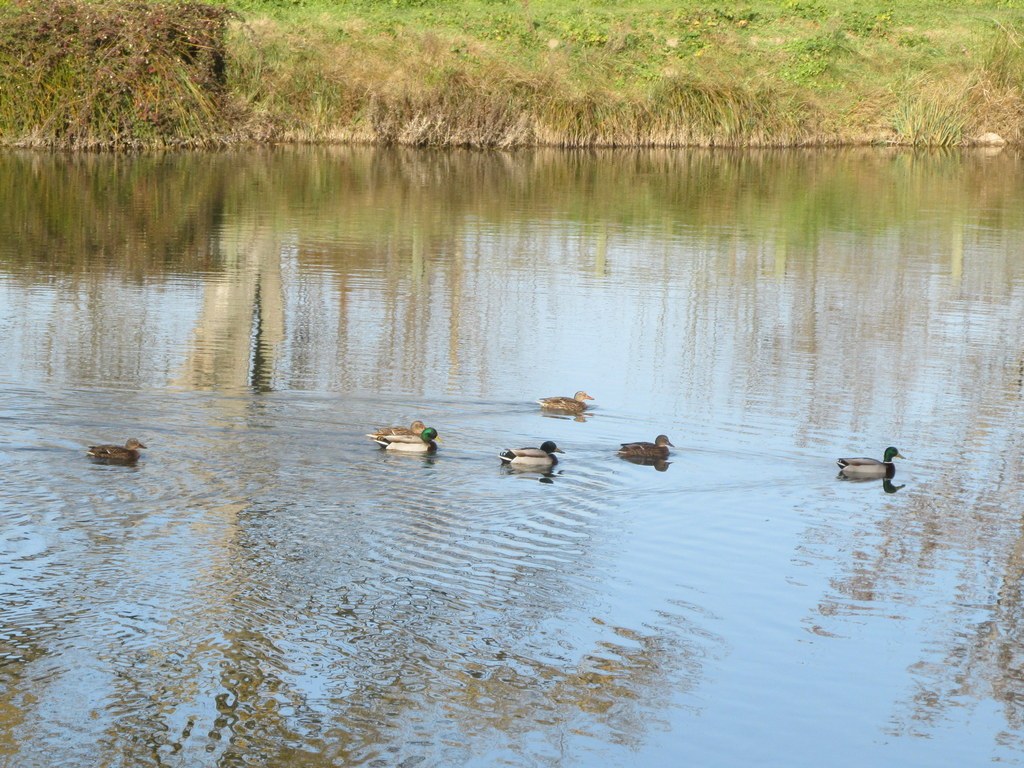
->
1, 0, 1023, 147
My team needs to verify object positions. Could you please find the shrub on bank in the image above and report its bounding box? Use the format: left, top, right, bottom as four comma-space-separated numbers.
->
0, 0, 235, 148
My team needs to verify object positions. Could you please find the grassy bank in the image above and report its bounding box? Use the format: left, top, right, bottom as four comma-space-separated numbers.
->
1, 0, 1023, 148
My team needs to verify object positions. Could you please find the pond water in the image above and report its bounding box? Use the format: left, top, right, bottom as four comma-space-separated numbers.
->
0, 146, 1022, 767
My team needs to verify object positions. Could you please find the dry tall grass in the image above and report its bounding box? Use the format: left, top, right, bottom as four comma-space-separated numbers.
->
224, 9, 1024, 149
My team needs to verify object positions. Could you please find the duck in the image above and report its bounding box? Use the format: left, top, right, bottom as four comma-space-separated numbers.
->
87, 438, 147, 462
836, 446, 905, 477
372, 426, 439, 453
617, 434, 674, 459
536, 391, 594, 413
366, 420, 426, 440
499, 440, 564, 467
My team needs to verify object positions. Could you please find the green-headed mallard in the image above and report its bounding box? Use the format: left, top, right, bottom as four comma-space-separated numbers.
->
499, 440, 564, 467
536, 391, 594, 413
837, 446, 905, 477
617, 434, 674, 459
366, 420, 426, 441
87, 438, 147, 462
373, 427, 439, 453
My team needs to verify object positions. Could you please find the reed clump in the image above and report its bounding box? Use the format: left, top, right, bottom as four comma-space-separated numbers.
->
890, 84, 971, 148
0, 0, 236, 148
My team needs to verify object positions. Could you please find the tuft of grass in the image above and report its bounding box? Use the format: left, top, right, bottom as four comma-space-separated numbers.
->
890, 86, 969, 146
648, 75, 808, 146
985, 22, 1024, 90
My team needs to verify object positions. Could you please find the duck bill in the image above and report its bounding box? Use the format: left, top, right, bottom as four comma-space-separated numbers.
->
553, 447, 565, 453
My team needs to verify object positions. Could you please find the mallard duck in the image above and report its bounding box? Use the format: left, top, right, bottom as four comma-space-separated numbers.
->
536, 391, 594, 413
499, 440, 564, 467
617, 434, 674, 459
373, 427, 439, 453
837, 446, 905, 477
366, 420, 426, 440
87, 438, 147, 462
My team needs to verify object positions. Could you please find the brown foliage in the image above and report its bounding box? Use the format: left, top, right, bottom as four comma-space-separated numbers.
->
0, 0, 236, 148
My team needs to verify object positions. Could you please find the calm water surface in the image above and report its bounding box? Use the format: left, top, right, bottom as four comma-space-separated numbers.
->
0, 147, 1022, 767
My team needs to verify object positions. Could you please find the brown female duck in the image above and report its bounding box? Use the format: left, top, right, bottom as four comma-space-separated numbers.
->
87, 438, 147, 462
617, 435, 674, 459
536, 391, 594, 413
